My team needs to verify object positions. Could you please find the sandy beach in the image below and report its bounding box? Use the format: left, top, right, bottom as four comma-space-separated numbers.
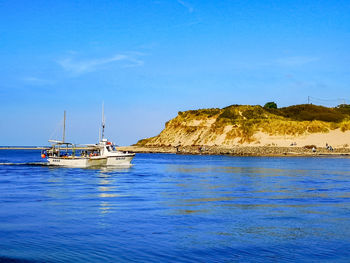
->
119, 129, 350, 157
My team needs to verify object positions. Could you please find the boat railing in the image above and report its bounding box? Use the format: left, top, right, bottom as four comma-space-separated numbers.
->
46, 142, 102, 158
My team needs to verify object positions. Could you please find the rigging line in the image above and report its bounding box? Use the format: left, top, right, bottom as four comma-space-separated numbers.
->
309, 96, 348, 102
310, 98, 339, 102
48, 116, 65, 141
309, 101, 343, 107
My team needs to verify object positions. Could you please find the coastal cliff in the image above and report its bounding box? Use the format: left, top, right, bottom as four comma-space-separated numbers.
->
135, 104, 350, 149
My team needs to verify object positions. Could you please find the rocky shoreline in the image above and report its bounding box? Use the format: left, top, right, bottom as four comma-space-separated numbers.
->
118, 145, 350, 157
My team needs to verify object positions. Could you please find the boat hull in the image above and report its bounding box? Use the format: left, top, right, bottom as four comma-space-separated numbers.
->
48, 157, 90, 167
88, 156, 106, 166
48, 156, 106, 167
106, 154, 135, 166
47, 152, 134, 168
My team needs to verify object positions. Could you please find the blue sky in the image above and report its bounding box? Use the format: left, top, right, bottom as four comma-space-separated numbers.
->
1, 0, 349, 145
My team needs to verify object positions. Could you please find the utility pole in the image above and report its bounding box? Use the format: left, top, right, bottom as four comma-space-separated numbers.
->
308, 96, 310, 104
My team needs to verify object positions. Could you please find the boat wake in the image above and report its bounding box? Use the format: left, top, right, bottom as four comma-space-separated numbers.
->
0, 162, 48, 166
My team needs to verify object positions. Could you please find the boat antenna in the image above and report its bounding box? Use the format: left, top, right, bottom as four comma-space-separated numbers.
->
63, 110, 66, 143
101, 102, 105, 140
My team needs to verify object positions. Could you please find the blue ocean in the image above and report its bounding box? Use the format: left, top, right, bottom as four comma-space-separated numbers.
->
1, 150, 350, 262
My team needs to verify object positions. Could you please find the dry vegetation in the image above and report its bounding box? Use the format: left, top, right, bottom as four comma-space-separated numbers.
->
136, 104, 350, 146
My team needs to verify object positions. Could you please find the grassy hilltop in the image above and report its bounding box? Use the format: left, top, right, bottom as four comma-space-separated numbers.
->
136, 104, 350, 147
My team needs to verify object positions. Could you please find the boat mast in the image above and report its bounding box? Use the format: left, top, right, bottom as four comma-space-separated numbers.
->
101, 102, 105, 140
63, 110, 66, 143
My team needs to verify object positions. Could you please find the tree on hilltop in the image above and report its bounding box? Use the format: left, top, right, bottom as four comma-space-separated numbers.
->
264, 102, 278, 109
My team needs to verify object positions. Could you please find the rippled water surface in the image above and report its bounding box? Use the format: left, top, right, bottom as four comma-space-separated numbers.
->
1, 150, 350, 262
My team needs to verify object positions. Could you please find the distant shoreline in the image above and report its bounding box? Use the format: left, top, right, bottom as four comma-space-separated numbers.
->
1, 145, 350, 157
0, 147, 49, 150
118, 145, 350, 157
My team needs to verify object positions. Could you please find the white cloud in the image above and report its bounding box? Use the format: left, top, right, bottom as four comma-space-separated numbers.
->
57, 53, 144, 75
177, 0, 194, 13
23, 77, 54, 85
275, 56, 319, 66
230, 56, 320, 70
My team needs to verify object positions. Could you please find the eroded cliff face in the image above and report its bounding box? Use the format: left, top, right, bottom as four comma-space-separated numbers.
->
136, 105, 350, 148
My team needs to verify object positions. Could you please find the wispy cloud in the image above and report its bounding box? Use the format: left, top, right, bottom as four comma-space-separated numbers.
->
172, 19, 202, 28
229, 55, 320, 70
275, 56, 319, 66
22, 77, 54, 86
57, 53, 144, 75
177, 0, 194, 13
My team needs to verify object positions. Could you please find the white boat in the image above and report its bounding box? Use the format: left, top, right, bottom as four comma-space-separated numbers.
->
43, 108, 135, 168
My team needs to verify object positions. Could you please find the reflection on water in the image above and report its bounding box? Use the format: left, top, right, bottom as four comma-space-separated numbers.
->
1, 153, 350, 262
98, 186, 114, 191
97, 169, 129, 215
99, 193, 118, 198
99, 201, 112, 214
97, 164, 133, 172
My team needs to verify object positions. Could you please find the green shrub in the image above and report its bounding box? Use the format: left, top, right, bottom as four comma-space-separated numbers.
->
275, 104, 346, 122
264, 102, 278, 109
336, 104, 350, 115
242, 107, 265, 119
217, 107, 239, 121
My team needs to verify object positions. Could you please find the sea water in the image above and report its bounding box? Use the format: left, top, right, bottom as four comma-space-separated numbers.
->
0, 150, 350, 262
